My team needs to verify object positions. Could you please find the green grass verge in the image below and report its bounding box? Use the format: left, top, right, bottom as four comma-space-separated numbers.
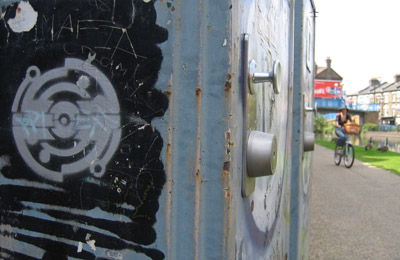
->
316, 140, 400, 176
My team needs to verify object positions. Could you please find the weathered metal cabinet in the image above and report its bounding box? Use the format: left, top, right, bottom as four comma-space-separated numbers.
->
0, 0, 315, 259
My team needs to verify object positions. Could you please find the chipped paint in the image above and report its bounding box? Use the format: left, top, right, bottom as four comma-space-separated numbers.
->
7, 1, 37, 33
224, 73, 232, 93
86, 240, 96, 251
77, 242, 83, 253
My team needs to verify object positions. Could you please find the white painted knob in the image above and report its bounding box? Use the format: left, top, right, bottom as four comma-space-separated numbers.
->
304, 132, 315, 152
246, 131, 277, 177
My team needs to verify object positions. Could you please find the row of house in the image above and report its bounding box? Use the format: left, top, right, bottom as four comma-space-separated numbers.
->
347, 76, 400, 125
314, 57, 400, 126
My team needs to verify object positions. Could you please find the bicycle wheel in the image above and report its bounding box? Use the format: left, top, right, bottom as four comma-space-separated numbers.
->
344, 144, 355, 168
334, 144, 342, 165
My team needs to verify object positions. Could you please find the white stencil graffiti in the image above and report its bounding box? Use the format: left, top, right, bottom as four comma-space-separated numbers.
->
12, 58, 121, 182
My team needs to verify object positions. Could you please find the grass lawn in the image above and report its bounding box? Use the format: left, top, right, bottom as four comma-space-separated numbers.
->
316, 140, 400, 176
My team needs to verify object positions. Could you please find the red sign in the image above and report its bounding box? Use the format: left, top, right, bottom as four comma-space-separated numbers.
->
314, 80, 342, 99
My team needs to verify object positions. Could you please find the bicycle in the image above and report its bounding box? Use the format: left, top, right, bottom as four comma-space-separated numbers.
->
334, 136, 355, 168
334, 122, 359, 168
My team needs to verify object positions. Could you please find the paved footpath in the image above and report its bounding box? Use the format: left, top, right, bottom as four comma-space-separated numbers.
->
310, 145, 400, 260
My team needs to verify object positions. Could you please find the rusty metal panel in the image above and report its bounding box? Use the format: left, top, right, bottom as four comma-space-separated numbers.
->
0, 0, 232, 259
0, 0, 315, 259
152, 0, 232, 259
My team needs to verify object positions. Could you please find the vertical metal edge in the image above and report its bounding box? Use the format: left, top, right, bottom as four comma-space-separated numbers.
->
241, 33, 256, 197
193, 1, 204, 259
196, 1, 233, 259
289, 0, 306, 258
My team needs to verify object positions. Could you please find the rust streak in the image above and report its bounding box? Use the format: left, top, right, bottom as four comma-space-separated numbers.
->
194, 119, 201, 260
194, 85, 202, 260
194, 1, 204, 258
225, 130, 231, 141
221, 161, 230, 257
223, 161, 230, 173
224, 73, 232, 92
194, 16, 203, 260
224, 81, 232, 92
166, 143, 172, 164
195, 87, 201, 97
165, 74, 173, 259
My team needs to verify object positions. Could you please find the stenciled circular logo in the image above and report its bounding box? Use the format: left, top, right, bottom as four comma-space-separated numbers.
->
12, 58, 121, 182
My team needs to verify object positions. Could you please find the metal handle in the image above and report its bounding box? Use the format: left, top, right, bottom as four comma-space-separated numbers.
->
248, 60, 281, 95
305, 102, 317, 116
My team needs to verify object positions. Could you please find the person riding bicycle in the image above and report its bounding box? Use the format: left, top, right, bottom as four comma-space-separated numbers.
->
335, 105, 353, 153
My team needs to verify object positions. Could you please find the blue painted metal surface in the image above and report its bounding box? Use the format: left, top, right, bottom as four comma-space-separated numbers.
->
316, 98, 380, 112
290, 0, 316, 259
152, 0, 231, 259
348, 103, 380, 111
315, 98, 346, 110
379, 124, 398, 131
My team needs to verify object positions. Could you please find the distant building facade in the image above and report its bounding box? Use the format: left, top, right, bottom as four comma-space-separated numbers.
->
315, 57, 343, 99
347, 75, 400, 125
314, 57, 346, 120
314, 57, 379, 125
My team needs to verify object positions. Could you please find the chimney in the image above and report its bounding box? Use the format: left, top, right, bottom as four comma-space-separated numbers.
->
370, 78, 380, 88
395, 74, 400, 83
326, 57, 331, 69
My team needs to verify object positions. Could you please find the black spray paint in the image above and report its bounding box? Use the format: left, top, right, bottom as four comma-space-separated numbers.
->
0, 0, 168, 259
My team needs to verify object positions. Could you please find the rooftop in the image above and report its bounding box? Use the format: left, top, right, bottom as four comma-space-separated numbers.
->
315, 57, 343, 81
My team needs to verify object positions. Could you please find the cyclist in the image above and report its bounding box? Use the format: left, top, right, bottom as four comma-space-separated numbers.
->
335, 105, 353, 154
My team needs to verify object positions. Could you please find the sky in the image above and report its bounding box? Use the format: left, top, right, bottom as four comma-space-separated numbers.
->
314, 0, 400, 94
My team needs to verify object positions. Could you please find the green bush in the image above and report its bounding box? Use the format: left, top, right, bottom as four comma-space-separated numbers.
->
362, 123, 379, 133
314, 114, 327, 134
325, 122, 336, 134
314, 114, 336, 134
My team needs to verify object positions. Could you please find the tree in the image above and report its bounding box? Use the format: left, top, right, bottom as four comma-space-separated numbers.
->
314, 114, 327, 134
